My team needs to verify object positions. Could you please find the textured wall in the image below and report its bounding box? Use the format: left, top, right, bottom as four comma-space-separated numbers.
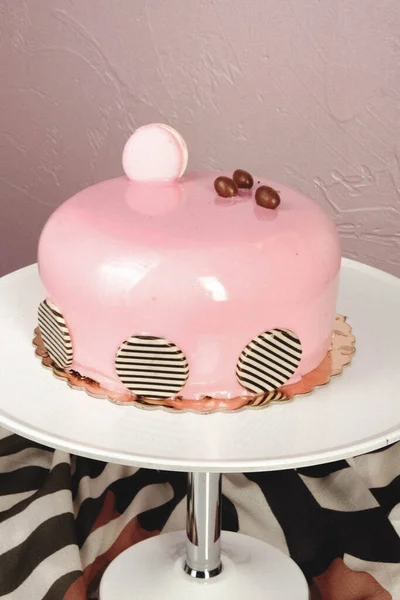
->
1, 0, 400, 276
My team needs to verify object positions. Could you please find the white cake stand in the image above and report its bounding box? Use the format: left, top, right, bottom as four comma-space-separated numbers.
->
1, 260, 400, 599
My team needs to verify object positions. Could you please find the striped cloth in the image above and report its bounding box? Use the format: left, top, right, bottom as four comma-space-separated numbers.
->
0, 426, 399, 599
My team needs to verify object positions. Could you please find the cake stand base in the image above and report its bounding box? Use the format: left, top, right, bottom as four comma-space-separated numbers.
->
99, 531, 309, 599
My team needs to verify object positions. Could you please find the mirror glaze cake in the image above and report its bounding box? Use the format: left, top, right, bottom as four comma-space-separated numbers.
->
37, 124, 341, 408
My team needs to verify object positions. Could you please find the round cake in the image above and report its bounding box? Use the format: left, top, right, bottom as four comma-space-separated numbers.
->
37, 124, 341, 408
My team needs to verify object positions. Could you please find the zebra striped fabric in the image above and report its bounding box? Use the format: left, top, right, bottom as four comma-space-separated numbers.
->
0, 426, 399, 599
38, 300, 73, 370
237, 328, 302, 394
115, 336, 189, 398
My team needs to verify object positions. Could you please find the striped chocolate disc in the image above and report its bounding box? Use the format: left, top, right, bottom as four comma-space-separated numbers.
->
115, 336, 189, 399
38, 300, 73, 369
236, 329, 302, 394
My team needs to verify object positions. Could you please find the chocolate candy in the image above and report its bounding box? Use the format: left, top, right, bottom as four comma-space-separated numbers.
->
233, 169, 254, 189
214, 176, 238, 198
255, 186, 281, 209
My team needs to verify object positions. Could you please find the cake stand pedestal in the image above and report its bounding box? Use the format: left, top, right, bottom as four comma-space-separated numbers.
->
1, 260, 400, 599
100, 472, 309, 599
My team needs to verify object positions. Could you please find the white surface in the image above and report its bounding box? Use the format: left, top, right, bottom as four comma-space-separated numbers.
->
0, 260, 400, 472
99, 531, 309, 600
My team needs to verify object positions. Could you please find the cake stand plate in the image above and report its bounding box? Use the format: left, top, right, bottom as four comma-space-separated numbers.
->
99, 531, 309, 599
1, 259, 399, 599
0, 259, 400, 472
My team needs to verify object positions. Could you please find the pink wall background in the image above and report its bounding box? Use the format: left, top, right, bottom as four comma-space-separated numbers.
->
1, 0, 400, 277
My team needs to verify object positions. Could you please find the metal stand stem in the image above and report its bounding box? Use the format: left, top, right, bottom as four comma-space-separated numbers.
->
100, 469, 309, 598
184, 472, 223, 579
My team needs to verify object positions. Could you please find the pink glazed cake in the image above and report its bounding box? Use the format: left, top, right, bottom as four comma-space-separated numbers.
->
37, 124, 341, 409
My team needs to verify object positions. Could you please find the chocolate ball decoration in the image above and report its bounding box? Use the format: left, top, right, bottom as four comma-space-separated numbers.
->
214, 176, 238, 198
233, 169, 254, 189
255, 186, 281, 209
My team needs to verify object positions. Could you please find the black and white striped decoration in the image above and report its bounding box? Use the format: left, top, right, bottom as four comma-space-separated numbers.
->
115, 335, 189, 398
247, 390, 288, 407
237, 328, 302, 394
38, 299, 73, 370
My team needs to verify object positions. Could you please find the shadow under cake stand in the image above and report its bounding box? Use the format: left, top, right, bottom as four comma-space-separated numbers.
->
1, 259, 400, 599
